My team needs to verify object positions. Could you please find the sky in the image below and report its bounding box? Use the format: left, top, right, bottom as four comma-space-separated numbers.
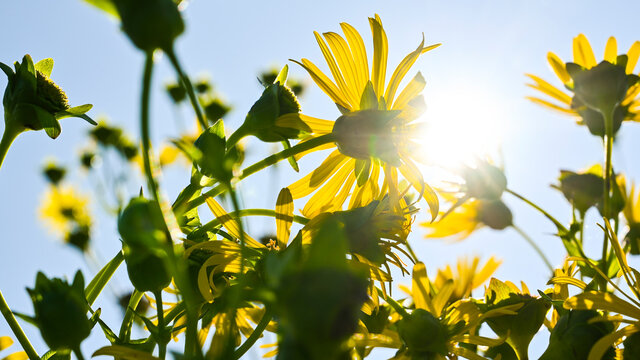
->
2, 0, 640, 359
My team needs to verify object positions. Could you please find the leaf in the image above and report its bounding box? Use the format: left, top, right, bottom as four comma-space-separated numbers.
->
281, 140, 299, 172
81, 0, 119, 19
275, 65, 288, 85
0, 62, 14, 79
65, 104, 93, 115
85, 250, 124, 306
34, 58, 54, 77
92, 345, 158, 360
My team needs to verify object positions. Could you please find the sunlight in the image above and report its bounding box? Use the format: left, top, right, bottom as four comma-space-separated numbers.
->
416, 85, 507, 172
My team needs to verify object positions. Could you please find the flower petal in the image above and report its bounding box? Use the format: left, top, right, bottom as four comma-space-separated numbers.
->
627, 41, 640, 74
275, 188, 294, 249
573, 34, 597, 68
604, 36, 618, 63
369, 14, 389, 101
288, 150, 348, 198
314, 31, 359, 107
547, 52, 571, 84
291, 58, 351, 110
385, 36, 425, 106
525, 74, 572, 105
340, 22, 369, 93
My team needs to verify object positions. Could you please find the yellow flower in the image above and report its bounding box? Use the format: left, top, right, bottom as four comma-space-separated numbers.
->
39, 185, 91, 237
0, 336, 27, 360
287, 15, 440, 219
422, 196, 512, 240
434, 256, 502, 302
526, 34, 640, 136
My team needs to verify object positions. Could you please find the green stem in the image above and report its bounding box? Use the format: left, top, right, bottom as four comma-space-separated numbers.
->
141, 52, 160, 204
192, 208, 308, 239
506, 189, 567, 231
232, 309, 272, 360
601, 109, 615, 289
0, 123, 21, 171
0, 289, 39, 360
166, 48, 207, 130
73, 347, 85, 360
154, 291, 167, 360
512, 225, 554, 273
186, 134, 336, 210
118, 290, 143, 342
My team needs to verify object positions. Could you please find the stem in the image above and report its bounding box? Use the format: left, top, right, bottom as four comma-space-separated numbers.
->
73, 347, 85, 360
505, 189, 567, 232
0, 289, 39, 360
118, 290, 143, 342
186, 134, 336, 210
232, 309, 272, 360
601, 109, 615, 289
512, 225, 554, 273
154, 291, 166, 360
0, 123, 21, 171
166, 48, 207, 130
191, 208, 308, 239
228, 188, 246, 274
141, 52, 160, 204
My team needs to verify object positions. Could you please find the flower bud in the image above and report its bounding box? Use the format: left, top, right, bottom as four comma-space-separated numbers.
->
539, 310, 614, 360
1, 55, 94, 139
27, 271, 92, 350
332, 109, 402, 166
478, 200, 513, 230
118, 196, 172, 292
396, 308, 449, 356
113, 0, 185, 52
462, 162, 507, 200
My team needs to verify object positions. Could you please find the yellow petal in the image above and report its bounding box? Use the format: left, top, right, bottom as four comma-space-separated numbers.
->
604, 36, 618, 63
275, 188, 294, 249
627, 41, 640, 73
298, 114, 335, 134
324, 32, 362, 103
547, 52, 571, 84
573, 34, 597, 68
547, 276, 587, 290
273, 113, 312, 133
472, 257, 502, 289
399, 156, 439, 220
564, 291, 640, 320
588, 324, 639, 360
3, 352, 27, 360
432, 279, 454, 317
288, 150, 348, 199
302, 160, 353, 217
340, 22, 369, 93
205, 197, 263, 249
526, 96, 575, 115
392, 72, 426, 111
525, 74, 572, 105
292, 135, 337, 161
0, 337, 12, 352
369, 15, 389, 100
291, 58, 351, 110
412, 262, 436, 314
451, 346, 489, 360
385, 36, 425, 106
314, 31, 358, 107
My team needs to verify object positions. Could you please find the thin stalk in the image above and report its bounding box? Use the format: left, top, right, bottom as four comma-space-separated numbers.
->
154, 291, 167, 360
601, 109, 615, 289
186, 134, 336, 210
505, 189, 567, 232
512, 225, 554, 273
232, 309, 272, 360
73, 347, 85, 360
0, 124, 21, 171
0, 289, 39, 360
141, 52, 160, 204
166, 48, 207, 130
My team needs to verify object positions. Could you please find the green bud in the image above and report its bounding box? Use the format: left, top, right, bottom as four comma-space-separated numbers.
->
462, 162, 507, 200
165, 82, 186, 103
566, 59, 639, 118
539, 310, 614, 360
113, 0, 184, 52
202, 98, 231, 122
332, 109, 402, 166
1, 55, 95, 140
396, 308, 449, 356
43, 161, 66, 185
80, 151, 96, 169
557, 170, 604, 214
65, 225, 91, 252
27, 271, 92, 351
118, 196, 172, 292
478, 200, 513, 230
623, 331, 640, 360
194, 120, 238, 183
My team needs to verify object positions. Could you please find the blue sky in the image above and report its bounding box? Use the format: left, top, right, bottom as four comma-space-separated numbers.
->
3, 0, 640, 358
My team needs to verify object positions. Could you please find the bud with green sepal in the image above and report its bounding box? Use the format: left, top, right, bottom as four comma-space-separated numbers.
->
0, 55, 95, 167
193, 119, 240, 185
118, 196, 172, 293
27, 271, 92, 352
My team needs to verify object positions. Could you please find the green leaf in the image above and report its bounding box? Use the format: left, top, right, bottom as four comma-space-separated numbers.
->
81, 0, 120, 19
85, 250, 125, 306
354, 159, 371, 187
359, 81, 378, 110
35, 58, 54, 77
65, 104, 93, 115
0, 62, 14, 79
282, 139, 299, 172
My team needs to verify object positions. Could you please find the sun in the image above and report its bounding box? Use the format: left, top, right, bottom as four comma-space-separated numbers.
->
415, 84, 507, 174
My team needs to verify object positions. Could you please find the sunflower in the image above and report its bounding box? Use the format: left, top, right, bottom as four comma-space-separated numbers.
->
39, 186, 92, 240
286, 14, 440, 219
526, 34, 640, 136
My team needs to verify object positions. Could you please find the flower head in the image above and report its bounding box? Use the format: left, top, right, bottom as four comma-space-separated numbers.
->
288, 15, 440, 219
39, 185, 92, 251
1, 55, 95, 139
527, 35, 640, 137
